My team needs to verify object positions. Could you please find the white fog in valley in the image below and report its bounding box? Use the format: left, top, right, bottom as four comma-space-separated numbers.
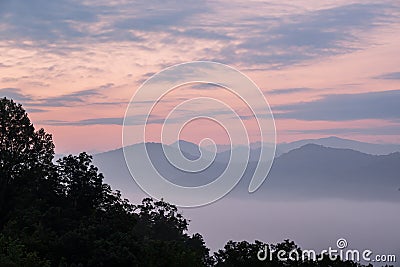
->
183, 198, 400, 256
126, 193, 400, 266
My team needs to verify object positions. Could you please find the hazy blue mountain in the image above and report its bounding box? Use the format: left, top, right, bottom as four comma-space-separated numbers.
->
277, 136, 400, 156
203, 136, 400, 156
171, 140, 202, 158
93, 140, 400, 203
171, 140, 216, 160
247, 144, 400, 201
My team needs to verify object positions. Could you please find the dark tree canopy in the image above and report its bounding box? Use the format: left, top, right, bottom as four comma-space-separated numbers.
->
0, 98, 209, 266
0, 98, 55, 227
0, 97, 54, 177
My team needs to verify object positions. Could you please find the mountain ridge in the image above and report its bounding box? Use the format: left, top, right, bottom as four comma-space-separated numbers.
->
93, 140, 400, 203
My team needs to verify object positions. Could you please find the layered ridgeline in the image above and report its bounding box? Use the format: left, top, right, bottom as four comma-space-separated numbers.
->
94, 140, 400, 202
201, 137, 400, 156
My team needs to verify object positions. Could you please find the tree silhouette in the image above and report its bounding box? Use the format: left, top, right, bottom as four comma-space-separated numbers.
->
0, 97, 211, 266
214, 240, 267, 266
0, 98, 54, 227
57, 153, 106, 212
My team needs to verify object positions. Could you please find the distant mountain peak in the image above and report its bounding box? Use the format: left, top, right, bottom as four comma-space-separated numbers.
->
277, 136, 400, 156
172, 139, 197, 145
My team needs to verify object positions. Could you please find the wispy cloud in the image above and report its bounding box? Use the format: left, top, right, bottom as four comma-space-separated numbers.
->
0, 0, 97, 40
0, 0, 209, 47
0, 63, 11, 68
274, 90, 400, 121
0, 88, 33, 101
268, 87, 314, 95
189, 83, 224, 90
1, 1, 396, 68
42, 117, 124, 126
41, 113, 165, 126
25, 108, 48, 113
287, 124, 400, 136
32, 89, 102, 107
111, 1, 208, 33
217, 3, 398, 67
1, 83, 115, 108
374, 72, 400, 80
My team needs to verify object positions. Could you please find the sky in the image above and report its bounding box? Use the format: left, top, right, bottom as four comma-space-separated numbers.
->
1, 0, 400, 154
